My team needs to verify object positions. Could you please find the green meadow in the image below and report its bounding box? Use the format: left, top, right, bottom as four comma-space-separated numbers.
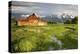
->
11, 20, 78, 52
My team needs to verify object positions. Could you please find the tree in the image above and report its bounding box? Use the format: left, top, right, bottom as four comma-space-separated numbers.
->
72, 16, 78, 24
64, 20, 71, 24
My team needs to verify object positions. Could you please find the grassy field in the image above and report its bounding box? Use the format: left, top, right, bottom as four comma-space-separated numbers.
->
11, 21, 78, 52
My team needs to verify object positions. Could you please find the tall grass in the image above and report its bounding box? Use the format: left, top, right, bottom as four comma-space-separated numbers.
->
11, 21, 78, 52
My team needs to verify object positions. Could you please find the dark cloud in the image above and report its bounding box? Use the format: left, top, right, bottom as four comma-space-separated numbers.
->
11, 1, 78, 16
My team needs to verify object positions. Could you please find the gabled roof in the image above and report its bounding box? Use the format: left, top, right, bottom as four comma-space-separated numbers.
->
17, 13, 47, 22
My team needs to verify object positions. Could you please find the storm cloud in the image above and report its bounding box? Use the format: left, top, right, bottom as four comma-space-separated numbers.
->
11, 1, 78, 16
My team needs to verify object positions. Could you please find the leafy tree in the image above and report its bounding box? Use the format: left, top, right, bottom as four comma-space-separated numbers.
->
72, 16, 78, 24
48, 21, 57, 24
64, 20, 71, 24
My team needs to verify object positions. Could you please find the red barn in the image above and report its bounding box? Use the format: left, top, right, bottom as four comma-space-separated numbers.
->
17, 13, 47, 26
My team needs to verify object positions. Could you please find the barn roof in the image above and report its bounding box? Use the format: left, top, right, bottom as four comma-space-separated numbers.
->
17, 13, 47, 22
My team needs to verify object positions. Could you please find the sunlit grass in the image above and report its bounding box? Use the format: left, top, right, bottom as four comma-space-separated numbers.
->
11, 21, 78, 52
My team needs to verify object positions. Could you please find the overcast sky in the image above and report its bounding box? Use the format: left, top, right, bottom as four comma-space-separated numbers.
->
11, 1, 78, 16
